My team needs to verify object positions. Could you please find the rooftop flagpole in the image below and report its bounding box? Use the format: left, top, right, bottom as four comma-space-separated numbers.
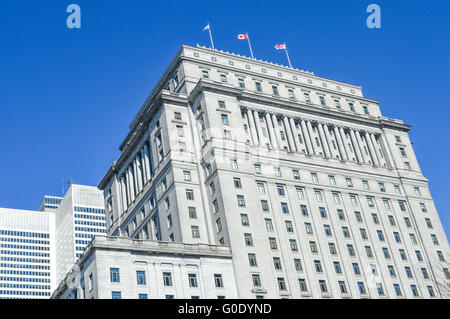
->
203, 23, 215, 50
284, 44, 292, 68
246, 33, 254, 59
275, 43, 292, 68
237, 33, 254, 59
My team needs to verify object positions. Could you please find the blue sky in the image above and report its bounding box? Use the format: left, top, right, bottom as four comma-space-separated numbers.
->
0, 1, 448, 235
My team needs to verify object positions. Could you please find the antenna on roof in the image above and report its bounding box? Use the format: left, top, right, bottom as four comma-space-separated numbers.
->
63, 177, 73, 195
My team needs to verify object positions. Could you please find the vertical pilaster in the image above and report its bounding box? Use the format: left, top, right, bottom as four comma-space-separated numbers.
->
317, 122, 331, 158
365, 132, 379, 166
332, 125, 347, 160
306, 120, 317, 155
265, 112, 278, 149
247, 109, 259, 146
339, 126, 351, 161
300, 119, 313, 155
349, 129, 363, 164
282, 116, 295, 152
288, 117, 299, 152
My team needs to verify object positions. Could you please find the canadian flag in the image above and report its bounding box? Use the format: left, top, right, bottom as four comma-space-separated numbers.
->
237, 33, 248, 40
274, 44, 286, 50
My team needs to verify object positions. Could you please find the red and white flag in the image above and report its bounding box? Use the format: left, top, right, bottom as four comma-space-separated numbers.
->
237, 33, 248, 40
275, 44, 286, 50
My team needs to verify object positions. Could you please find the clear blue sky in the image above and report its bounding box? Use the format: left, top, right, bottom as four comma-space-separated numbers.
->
0, 1, 448, 235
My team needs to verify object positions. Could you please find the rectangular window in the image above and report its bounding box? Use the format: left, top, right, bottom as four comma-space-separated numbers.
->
112, 291, 121, 299
277, 277, 286, 291
136, 271, 146, 285
237, 195, 246, 207
261, 200, 269, 212
186, 189, 194, 200
269, 237, 278, 250
272, 86, 279, 95
304, 93, 311, 102
252, 274, 261, 287
110, 268, 120, 283
240, 214, 249, 226
265, 218, 274, 232
248, 253, 257, 267
294, 258, 303, 271
244, 233, 253, 246
183, 170, 191, 181
319, 280, 328, 293
214, 274, 223, 288
191, 226, 200, 238
163, 272, 173, 286
299, 279, 308, 292
319, 96, 326, 105
273, 257, 282, 270
188, 273, 198, 287
220, 74, 227, 83
288, 89, 295, 99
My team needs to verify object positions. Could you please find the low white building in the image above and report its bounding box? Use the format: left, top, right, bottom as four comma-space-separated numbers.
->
51, 236, 238, 299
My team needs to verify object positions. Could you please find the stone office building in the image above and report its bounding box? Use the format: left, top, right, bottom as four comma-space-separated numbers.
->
52, 236, 237, 299
95, 44, 449, 299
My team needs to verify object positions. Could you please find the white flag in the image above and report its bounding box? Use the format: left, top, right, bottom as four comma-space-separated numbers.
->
203, 23, 210, 31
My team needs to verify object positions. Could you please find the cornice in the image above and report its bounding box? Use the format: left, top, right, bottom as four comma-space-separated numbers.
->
187, 80, 410, 132
180, 54, 379, 104
185, 44, 364, 91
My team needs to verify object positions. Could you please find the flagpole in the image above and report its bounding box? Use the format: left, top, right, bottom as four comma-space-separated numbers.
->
208, 23, 215, 50
246, 33, 254, 59
284, 46, 292, 68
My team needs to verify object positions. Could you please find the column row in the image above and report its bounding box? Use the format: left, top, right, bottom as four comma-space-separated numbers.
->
242, 108, 392, 168
119, 133, 154, 214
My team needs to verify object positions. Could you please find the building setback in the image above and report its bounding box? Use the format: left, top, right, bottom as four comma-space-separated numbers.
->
92, 44, 450, 299
52, 236, 238, 299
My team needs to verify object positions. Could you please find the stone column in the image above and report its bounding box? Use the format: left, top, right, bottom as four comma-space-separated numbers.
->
379, 133, 393, 168
254, 111, 264, 146
332, 125, 347, 160
136, 156, 143, 192
265, 112, 278, 149
272, 114, 283, 148
282, 116, 295, 152
247, 109, 259, 146
355, 130, 370, 164
133, 158, 140, 194
317, 122, 331, 158
300, 119, 313, 155
349, 129, 363, 163
306, 120, 317, 155
365, 132, 379, 166
120, 175, 128, 212
339, 127, 351, 161
141, 147, 148, 184
370, 133, 384, 166
128, 166, 135, 202
289, 117, 299, 152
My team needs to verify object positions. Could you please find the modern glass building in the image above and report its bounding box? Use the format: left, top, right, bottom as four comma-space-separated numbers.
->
0, 208, 54, 299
